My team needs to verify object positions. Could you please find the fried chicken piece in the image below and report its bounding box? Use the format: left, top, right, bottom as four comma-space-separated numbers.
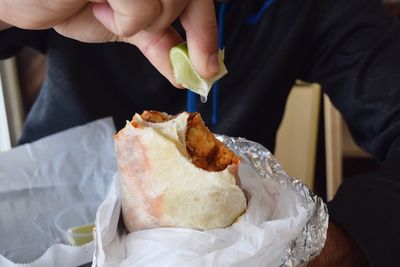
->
133, 111, 240, 172
186, 113, 240, 171
141, 111, 173, 123
131, 111, 172, 127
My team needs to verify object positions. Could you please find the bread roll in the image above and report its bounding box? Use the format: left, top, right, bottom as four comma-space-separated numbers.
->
114, 111, 247, 232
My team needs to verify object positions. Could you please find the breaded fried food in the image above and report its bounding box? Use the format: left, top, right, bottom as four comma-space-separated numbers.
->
186, 112, 240, 171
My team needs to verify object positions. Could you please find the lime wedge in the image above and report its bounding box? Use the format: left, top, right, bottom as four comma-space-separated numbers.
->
68, 223, 94, 234
66, 223, 94, 246
169, 42, 228, 98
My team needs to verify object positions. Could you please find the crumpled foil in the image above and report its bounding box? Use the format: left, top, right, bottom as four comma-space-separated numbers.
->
218, 135, 329, 267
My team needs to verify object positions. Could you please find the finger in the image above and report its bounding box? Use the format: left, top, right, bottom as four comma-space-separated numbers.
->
125, 27, 184, 88
92, 0, 161, 37
180, 0, 218, 79
54, 3, 117, 43
0, 20, 10, 30
0, 0, 86, 29
145, 0, 188, 33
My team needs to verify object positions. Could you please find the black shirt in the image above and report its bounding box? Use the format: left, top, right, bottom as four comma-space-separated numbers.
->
1, 0, 400, 265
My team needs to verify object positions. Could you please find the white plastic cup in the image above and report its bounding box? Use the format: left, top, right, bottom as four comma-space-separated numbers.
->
54, 202, 98, 246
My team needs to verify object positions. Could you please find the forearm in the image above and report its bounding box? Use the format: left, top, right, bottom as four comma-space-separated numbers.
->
307, 222, 367, 267
326, 163, 400, 267
0, 20, 11, 31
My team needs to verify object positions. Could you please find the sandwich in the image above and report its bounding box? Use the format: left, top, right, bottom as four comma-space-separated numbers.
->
114, 111, 247, 232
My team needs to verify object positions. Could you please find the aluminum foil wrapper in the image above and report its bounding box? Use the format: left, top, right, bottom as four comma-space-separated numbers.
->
94, 133, 329, 267
218, 135, 329, 267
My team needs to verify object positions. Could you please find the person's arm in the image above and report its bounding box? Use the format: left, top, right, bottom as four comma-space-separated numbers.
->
304, 0, 400, 265
307, 222, 368, 267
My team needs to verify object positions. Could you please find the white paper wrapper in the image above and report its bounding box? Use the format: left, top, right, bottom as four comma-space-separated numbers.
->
93, 136, 328, 267
0, 118, 117, 266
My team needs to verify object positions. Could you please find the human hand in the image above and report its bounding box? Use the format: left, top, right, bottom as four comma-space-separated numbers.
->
94, 0, 219, 85
0, 0, 219, 86
0, 1, 116, 47
0, 19, 10, 30
307, 222, 368, 267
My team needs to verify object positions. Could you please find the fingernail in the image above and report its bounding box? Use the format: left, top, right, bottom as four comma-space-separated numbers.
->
207, 51, 220, 77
